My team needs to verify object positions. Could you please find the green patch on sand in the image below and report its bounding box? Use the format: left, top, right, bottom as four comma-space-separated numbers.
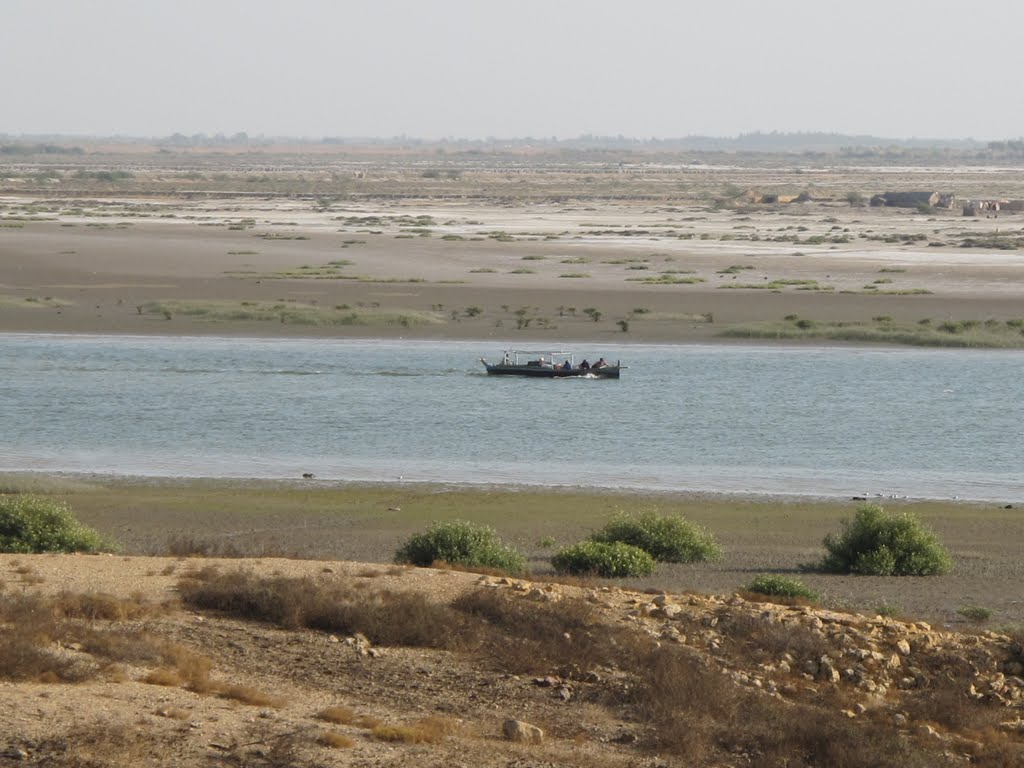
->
139, 300, 444, 328
720, 317, 1024, 348
0, 294, 73, 309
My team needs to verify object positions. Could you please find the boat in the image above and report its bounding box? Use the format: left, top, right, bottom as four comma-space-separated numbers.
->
480, 350, 624, 378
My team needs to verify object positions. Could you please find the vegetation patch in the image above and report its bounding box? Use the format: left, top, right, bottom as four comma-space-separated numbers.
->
394, 520, 526, 575
139, 300, 443, 328
720, 316, 1024, 348
627, 274, 705, 285
0, 495, 115, 553
0, 295, 71, 310
816, 503, 952, 576
742, 574, 818, 603
178, 569, 470, 648
551, 541, 655, 578
719, 279, 826, 291
590, 510, 721, 563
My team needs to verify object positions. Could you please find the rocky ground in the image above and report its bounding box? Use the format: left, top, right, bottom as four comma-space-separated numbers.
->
2, 553, 1023, 767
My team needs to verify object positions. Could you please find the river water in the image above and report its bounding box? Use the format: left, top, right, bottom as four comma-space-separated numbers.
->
2, 334, 1021, 501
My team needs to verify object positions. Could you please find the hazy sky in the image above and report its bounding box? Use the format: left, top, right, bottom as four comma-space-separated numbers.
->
4, 0, 1022, 140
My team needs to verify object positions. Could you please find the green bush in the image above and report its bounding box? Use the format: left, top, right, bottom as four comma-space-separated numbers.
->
394, 520, 525, 575
744, 574, 818, 601
590, 510, 721, 563
551, 541, 655, 578
0, 494, 114, 553
957, 605, 992, 623
818, 504, 952, 576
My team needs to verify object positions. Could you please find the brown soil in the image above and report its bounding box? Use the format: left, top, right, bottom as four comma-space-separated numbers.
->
2, 552, 1023, 767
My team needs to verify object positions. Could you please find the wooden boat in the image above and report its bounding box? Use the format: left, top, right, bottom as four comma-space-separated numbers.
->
480, 350, 624, 378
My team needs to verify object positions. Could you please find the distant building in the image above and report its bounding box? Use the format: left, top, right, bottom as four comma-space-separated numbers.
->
874, 191, 941, 208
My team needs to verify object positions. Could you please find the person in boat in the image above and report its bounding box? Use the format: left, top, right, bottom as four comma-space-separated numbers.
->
502, 352, 511, 365
592, 357, 607, 369
560, 359, 572, 371
579, 359, 591, 370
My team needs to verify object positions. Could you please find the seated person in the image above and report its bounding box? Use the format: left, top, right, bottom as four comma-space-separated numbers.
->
593, 357, 607, 369
561, 359, 572, 371
579, 359, 590, 370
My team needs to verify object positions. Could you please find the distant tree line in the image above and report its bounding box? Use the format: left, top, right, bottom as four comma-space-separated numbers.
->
0, 143, 83, 155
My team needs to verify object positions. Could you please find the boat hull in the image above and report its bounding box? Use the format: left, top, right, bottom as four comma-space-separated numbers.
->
483, 364, 621, 379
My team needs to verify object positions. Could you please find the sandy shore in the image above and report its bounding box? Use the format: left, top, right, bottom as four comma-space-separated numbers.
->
2, 194, 1024, 343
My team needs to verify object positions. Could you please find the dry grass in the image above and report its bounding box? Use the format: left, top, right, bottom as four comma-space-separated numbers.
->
451, 587, 628, 674
54, 591, 165, 621
316, 706, 357, 725
177, 569, 474, 648
142, 668, 182, 687
316, 731, 355, 749
218, 683, 286, 708
154, 706, 192, 720
713, 608, 830, 663
370, 716, 459, 744
31, 724, 175, 768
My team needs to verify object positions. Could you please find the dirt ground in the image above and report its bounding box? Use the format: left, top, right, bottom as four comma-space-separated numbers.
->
2, 548, 1024, 767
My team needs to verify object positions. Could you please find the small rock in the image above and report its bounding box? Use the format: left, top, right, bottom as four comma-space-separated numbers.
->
503, 719, 544, 743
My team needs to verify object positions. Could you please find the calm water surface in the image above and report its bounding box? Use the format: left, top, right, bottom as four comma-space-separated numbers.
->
2, 334, 1022, 501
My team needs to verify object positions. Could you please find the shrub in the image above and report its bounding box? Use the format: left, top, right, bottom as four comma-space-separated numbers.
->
551, 541, 655, 578
393, 520, 525, 575
0, 494, 114, 553
958, 605, 992, 623
590, 510, 721, 563
744, 574, 818, 602
818, 504, 952, 576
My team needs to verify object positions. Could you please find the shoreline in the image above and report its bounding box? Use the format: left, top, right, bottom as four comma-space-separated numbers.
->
4, 472, 1021, 627
0, 469, 1011, 506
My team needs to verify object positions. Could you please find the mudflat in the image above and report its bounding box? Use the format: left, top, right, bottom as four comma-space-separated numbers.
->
2, 154, 1024, 343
